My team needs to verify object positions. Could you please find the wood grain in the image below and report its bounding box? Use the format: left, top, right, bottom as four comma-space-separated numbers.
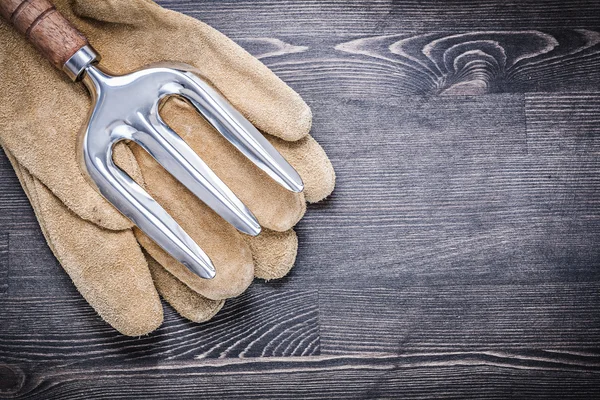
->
291, 96, 600, 286
0, 0, 88, 69
1, 0, 600, 398
0, 234, 7, 296
319, 284, 600, 354
158, 0, 600, 35
199, 30, 600, 101
4, 352, 600, 399
0, 283, 319, 364
526, 92, 600, 154
5, 229, 81, 297
331, 30, 600, 96
0, 150, 37, 231
157, 2, 600, 96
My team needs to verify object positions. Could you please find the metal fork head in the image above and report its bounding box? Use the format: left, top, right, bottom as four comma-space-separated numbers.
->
75, 50, 304, 280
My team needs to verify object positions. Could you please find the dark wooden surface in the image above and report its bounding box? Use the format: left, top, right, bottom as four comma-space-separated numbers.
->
2, 0, 600, 398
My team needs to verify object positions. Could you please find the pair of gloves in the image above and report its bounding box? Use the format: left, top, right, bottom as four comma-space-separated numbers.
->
0, 0, 335, 335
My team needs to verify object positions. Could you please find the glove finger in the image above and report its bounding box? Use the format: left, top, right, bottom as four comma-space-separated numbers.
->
244, 229, 298, 280
72, 0, 312, 142
147, 255, 225, 323
160, 98, 306, 232
266, 135, 336, 203
5, 150, 163, 336
0, 22, 133, 231
130, 140, 255, 301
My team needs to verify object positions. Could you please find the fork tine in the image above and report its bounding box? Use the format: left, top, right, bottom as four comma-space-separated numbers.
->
177, 73, 304, 193
90, 151, 217, 279
132, 117, 262, 237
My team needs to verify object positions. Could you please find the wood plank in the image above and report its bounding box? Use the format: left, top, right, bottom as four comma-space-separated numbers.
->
155, 1, 600, 96
6, 230, 75, 298
0, 149, 37, 231
290, 97, 600, 286
3, 226, 312, 294
207, 30, 600, 98
325, 30, 600, 96
158, 0, 600, 36
318, 284, 600, 354
0, 233, 7, 296
0, 284, 319, 364
526, 92, 600, 154
3, 352, 600, 399
4, 96, 599, 291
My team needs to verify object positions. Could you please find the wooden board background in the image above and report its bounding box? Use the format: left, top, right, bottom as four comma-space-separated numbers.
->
2, 0, 600, 398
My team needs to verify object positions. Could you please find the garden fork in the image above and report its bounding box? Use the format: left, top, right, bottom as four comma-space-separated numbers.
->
0, 0, 304, 279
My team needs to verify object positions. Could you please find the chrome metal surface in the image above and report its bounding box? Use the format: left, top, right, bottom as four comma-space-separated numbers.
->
79, 62, 304, 279
63, 45, 100, 81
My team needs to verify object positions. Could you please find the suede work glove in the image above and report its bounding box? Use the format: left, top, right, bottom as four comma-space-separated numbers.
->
0, 0, 335, 335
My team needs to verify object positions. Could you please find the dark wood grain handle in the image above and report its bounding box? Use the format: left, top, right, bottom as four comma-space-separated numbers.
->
0, 0, 88, 70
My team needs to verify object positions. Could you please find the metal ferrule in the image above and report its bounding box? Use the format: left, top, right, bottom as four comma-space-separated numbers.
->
63, 45, 100, 81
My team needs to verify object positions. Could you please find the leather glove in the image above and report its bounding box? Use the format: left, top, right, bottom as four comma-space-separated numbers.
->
0, 0, 335, 335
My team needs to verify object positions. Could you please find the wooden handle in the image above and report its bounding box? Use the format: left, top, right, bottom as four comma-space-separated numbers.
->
0, 0, 88, 70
